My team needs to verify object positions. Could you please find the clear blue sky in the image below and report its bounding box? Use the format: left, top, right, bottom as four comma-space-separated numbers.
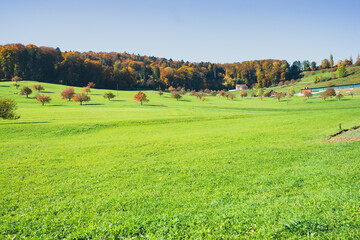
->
1, 0, 359, 64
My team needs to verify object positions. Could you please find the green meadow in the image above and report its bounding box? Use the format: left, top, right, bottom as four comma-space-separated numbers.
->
0, 81, 359, 239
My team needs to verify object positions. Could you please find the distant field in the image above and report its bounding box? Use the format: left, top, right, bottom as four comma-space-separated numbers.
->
0, 81, 360, 239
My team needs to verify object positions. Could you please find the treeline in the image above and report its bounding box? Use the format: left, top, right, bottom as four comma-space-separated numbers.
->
1, 44, 358, 90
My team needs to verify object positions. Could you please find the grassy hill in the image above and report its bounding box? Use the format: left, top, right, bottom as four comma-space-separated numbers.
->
0, 81, 360, 239
256, 66, 360, 95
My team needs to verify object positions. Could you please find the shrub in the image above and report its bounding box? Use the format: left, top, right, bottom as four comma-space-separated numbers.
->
103, 92, 115, 101
284, 80, 291, 85
200, 97, 206, 101
264, 91, 271, 97
157, 90, 163, 96
320, 69, 325, 73
171, 92, 182, 100
36, 94, 51, 106
33, 84, 44, 92
73, 93, 90, 105
179, 88, 186, 95
19, 86, 32, 98
257, 88, 264, 97
288, 86, 295, 96
227, 93, 235, 100
310, 71, 315, 75
314, 76, 321, 83
240, 91, 247, 98
168, 86, 175, 92
336, 93, 344, 100
0, 97, 20, 120
61, 88, 75, 101
134, 91, 149, 105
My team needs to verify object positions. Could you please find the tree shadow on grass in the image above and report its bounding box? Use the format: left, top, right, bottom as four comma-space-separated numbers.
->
144, 104, 167, 107
41, 91, 54, 93
0, 85, 9, 87
0, 121, 49, 125
84, 103, 104, 105
179, 99, 191, 102
110, 99, 125, 102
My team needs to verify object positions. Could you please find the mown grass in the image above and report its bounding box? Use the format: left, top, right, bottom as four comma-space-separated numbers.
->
0, 81, 360, 239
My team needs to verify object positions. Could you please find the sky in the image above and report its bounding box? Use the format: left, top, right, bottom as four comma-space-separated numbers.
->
1, 0, 359, 64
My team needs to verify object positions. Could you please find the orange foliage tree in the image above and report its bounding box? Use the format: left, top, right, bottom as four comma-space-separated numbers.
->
134, 91, 149, 105
33, 84, 44, 92
72, 93, 90, 105
36, 94, 51, 106
61, 87, 75, 101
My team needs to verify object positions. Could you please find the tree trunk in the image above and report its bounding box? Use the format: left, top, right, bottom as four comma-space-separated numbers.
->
140, 100, 142, 105
42, 102, 44, 106
80, 101, 82, 105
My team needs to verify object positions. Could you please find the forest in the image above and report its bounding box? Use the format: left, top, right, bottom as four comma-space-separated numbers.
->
0, 44, 357, 90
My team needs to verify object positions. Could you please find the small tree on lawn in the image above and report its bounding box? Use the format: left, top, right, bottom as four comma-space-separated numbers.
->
87, 82, 96, 88
240, 91, 247, 98
157, 90, 163, 97
61, 87, 75, 101
324, 87, 336, 98
319, 92, 328, 101
274, 92, 284, 102
171, 92, 182, 100
336, 93, 344, 100
36, 94, 51, 106
219, 90, 226, 98
11, 76, 22, 83
103, 92, 115, 101
83, 86, 91, 94
0, 97, 20, 120
200, 97, 206, 101
19, 86, 32, 98
304, 91, 312, 98
72, 93, 90, 105
13, 83, 20, 89
134, 91, 149, 105
33, 84, 44, 92
349, 91, 354, 98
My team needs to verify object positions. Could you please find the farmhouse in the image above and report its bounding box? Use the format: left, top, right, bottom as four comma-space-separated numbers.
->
301, 87, 312, 95
236, 84, 248, 90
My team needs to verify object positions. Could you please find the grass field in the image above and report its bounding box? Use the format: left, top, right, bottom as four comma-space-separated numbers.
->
1, 81, 360, 239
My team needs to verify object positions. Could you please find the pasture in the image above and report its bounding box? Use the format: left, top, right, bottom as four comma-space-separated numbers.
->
0, 81, 359, 239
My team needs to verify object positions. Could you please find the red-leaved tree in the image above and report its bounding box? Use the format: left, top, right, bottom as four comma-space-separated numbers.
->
134, 91, 149, 105
61, 87, 75, 101
33, 84, 44, 92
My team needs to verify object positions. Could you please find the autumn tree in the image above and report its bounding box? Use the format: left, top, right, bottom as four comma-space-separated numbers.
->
274, 92, 285, 102
321, 59, 330, 69
157, 90, 163, 97
304, 91, 312, 98
219, 90, 226, 97
227, 93, 235, 100
87, 82, 96, 88
310, 61, 317, 71
171, 92, 182, 100
33, 84, 44, 92
36, 94, 51, 106
240, 90, 247, 98
200, 97, 206, 101
72, 93, 90, 105
324, 87, 336, 98
11, 76, 21, 83
61, 87, 75, 101
19, 86, 32, 98
134, 91, 149, 105
13, 83, 20, 89
0, 97, 20, 120
83, 86, 91, 94
103, 92, 115, 101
